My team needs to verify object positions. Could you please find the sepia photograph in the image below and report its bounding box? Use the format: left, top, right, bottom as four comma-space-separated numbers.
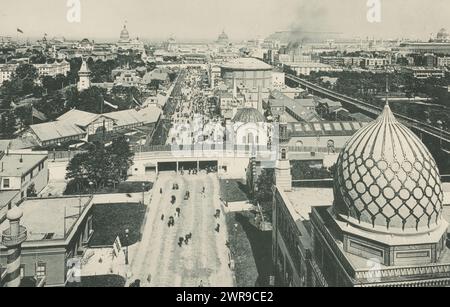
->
0, 0, 450, 294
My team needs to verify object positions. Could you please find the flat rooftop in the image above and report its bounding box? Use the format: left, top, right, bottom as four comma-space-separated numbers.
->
0, 153, 47, 177
0, 197, 92, 242
0, 191, 20, 217
285, 188, 334, 223
221, 57, 273, 71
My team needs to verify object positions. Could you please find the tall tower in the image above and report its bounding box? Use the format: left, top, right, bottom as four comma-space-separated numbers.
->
274, 113, 292, 192
1, 206, 27, 287
77, 59, 91, 92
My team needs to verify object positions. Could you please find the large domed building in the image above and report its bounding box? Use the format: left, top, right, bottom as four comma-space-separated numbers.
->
272, 97, 450, 287
232, 108, 266, 123
309, 101, 449, 286
230, 107, 272, 150
334, 103, 444, 233
217, 30, 229, 44
437, 28, 449, 42
120, 25, 130, 42
116, 24, 145, 52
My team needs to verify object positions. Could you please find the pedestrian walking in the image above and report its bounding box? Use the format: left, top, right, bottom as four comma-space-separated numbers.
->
215, 224, 220, 233
161, 214, 165, 221
176, 207, 181, 217
160, 188, 163, 194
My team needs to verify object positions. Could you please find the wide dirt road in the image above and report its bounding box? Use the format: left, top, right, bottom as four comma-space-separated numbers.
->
130, 172, 234, 287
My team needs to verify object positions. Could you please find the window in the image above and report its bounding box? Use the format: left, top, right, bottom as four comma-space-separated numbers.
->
3, 178, 10, 188
36, 262, 46, 279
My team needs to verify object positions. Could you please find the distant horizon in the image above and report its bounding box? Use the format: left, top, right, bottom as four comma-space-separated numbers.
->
1, 31, 439, 45
0, 0, 449, 42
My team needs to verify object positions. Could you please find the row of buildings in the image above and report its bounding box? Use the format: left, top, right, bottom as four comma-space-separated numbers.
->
0, 147, 138, 287
0, 60, 70, 84
24, 106, 162, 148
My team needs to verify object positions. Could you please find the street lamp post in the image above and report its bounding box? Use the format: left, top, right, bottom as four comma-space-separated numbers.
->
125, 228, 129, 265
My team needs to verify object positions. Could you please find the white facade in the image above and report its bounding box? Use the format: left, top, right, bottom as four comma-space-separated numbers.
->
272, 71, 285, 88
34, 61, 70, 77
437, 57, 450, 67
287, 63, 335, 76
0, 64, 16, 84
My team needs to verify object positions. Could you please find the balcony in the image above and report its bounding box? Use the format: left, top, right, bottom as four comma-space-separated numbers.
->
1, 226, 27, 247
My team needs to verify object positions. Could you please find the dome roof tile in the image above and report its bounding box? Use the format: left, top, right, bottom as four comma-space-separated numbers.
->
333, 103, 443, 233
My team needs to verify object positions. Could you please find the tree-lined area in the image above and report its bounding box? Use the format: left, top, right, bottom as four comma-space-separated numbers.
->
301, 70, 450, 131
64, 136, 135, 194
0, 50, 166, 139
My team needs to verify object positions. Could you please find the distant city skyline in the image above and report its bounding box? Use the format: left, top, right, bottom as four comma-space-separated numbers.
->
0, 0, 449, 42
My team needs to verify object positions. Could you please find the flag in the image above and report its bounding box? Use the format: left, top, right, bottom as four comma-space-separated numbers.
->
17, 28, 23, 34
104, 100, 118, 110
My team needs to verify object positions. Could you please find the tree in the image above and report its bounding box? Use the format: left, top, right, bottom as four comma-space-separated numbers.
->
109, 86, 141, 110
65, 152, 91, 193
88, 59, 117, 83
255, 168, 275, 222
75, 86, 107, 113
15, 64, 38, 81
0, 112, 17, 138
65, 137, 135, 193
26, 183, 37, 197
42, 76, 58, 92
36, 92, 67, 120
107, 136, 134, 181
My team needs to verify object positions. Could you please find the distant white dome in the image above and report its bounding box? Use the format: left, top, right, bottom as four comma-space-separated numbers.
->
120, 25, 130, 41
437, 28, 449, 41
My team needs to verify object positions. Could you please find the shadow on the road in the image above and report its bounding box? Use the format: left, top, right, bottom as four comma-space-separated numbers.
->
234, 212, 273, 287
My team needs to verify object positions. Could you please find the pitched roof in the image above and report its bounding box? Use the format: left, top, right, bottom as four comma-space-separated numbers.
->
105, 106, 161, 127
232, 108, 266, 123
142, 69, 169, 84
30, 121, 86, 142
287, 121, 368, 137
57, 109, 98, 127
0, 153, 48, 177
57, 109, 115, 128
319, 98, 342, 108
137, 106, 162, 124
269, 97, 320, 122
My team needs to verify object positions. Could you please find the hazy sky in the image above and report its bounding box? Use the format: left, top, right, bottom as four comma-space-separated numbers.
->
0, 0, 449, 41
